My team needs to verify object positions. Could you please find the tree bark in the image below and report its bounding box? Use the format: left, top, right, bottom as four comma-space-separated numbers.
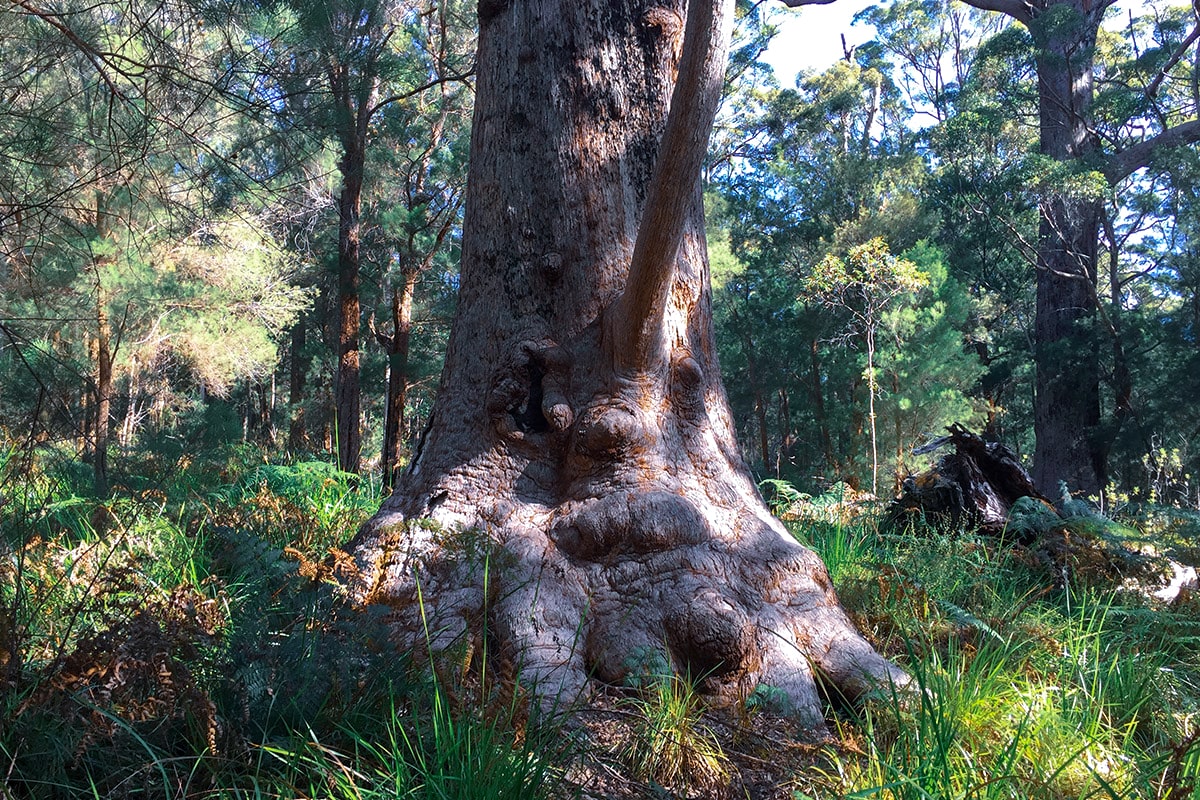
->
331, 61, 380, 475
379, 275, 416, 492
1029, 14, 1105, 497
335, 144, 365, 474
349, 0, 901, 730
287, 314, 310, 452
777, 386, 794, 475
92, 193, 113, 500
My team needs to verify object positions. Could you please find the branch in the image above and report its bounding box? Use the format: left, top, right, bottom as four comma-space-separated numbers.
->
9, 0, 130, 101
1145, 3, 1200, 99
1105, 118, 1200, 183
952, 0, 1034, 26
610, 0, 734, 375
368, 312, 392, 349
367, 70, 476, 120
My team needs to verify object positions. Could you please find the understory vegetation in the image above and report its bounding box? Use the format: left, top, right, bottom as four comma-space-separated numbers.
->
7, 0, 1200, 796
3, 445, 1197, 799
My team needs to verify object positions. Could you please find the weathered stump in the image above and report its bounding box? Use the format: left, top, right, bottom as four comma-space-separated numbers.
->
891, 424, 1049, 534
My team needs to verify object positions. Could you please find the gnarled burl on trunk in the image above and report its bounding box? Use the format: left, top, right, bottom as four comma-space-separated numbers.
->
348, 0, 903, 732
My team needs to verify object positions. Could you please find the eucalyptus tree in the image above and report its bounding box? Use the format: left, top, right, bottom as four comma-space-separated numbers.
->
939, 0, 1200, 496
349, 0, 903, 729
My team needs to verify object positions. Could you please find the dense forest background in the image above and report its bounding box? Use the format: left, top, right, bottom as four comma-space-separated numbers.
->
4, 1, 1200, 798
6, 0, 1200, 503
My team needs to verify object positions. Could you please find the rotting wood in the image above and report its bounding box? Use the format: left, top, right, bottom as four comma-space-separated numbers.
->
890, 423, 1050, 534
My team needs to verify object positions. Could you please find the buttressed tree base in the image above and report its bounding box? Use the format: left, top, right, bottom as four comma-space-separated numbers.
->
349, 0, 903, 732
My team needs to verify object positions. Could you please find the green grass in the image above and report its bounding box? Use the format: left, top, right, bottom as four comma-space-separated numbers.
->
3, 450, 1199, 798
0, 447, 565, 799
620, 672, 729, 792
786, 512, 1200, 800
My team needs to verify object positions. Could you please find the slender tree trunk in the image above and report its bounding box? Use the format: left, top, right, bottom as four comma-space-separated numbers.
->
809, 336, 835, 474
742, 332, 770, 468
92, 193, 113, 500
121, 357, 139, 447
1192, 278, 1200, 350
94, 299, 111, 499
331, 63, 379, 475
380, 273, 416, 492
865, 326, 879, 496
258, 380, 276, 447
242, 382, 251, 442
81, 345, 94, 460
335, 153, 365, 474
1094, 212, 1133, 481
777, 386, 793, 475
892, 371, 904, 495
350, 0, 900, 730
288, 314, 310, 452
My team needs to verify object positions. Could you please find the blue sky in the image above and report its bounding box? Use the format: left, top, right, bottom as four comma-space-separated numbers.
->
762, 0, 879, 85
762, 0, 1158, 85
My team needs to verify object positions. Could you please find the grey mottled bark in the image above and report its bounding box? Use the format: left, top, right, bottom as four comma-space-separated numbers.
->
349, 0, 902, 733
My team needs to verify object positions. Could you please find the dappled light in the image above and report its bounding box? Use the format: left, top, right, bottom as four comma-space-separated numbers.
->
3, 0, 1200, 795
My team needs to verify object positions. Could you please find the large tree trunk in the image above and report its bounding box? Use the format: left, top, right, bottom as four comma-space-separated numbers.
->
349, 0, 901, 731
1031, 12, 1105, 497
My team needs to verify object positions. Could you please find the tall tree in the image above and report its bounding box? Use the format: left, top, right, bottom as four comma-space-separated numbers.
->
948, 0, 1200, 496
248, 0, 473, 473
349, 0, 901, 728
805, 238, 930, 496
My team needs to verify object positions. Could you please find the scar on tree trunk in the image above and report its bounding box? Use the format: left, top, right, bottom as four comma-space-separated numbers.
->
348, 0, 903, 733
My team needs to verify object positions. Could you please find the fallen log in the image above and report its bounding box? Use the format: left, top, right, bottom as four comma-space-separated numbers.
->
890, 425, 1164, 588
890, 424, 1049, 535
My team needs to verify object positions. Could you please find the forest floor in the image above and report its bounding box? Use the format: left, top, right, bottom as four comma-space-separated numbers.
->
2, 444, 1198, 799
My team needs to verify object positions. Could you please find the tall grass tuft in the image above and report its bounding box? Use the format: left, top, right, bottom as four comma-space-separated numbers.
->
779, 491, 1200, 800
621, 672, 729, 792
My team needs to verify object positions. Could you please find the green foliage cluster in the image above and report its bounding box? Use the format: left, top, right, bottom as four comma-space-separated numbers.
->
4, 443, 1199, 798
0, 446, 568, 798
0, 0, 470, 494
